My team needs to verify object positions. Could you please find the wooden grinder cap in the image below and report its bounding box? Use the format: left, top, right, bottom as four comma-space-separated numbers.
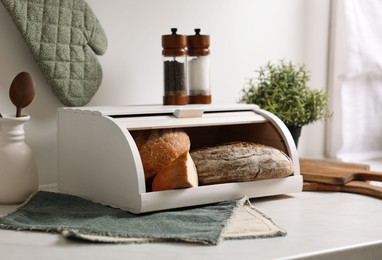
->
162, 28, 187, 56
187, 28, 210, 56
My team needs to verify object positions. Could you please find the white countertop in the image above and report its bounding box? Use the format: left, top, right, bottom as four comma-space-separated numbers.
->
1, 187, 382, 260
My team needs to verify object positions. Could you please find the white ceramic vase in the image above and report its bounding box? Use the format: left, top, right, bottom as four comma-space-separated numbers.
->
0, 114, 38, 204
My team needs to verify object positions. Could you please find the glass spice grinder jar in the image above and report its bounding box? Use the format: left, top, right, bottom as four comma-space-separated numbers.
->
162, 28, 188, 105
187, 28, 211, 104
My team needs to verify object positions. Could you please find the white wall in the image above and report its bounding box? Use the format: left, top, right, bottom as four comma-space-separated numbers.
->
0, 0, 330, 184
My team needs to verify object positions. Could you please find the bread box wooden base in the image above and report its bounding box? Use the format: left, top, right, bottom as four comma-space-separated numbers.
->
57, 104, 302, 213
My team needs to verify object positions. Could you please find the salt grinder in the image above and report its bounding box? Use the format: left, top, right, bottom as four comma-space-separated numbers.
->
187, 28, 211, 104
162, 28, 188, 105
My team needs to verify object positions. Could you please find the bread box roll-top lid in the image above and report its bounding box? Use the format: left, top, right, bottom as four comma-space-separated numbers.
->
162, 28, 187, 56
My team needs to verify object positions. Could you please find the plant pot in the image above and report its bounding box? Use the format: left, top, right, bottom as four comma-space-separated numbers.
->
287, 125, 302, 148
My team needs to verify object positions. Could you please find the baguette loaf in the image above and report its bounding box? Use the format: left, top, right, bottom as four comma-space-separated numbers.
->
152, 152, 198, 192
190, 142, 293, 185
132, 129, 190, 180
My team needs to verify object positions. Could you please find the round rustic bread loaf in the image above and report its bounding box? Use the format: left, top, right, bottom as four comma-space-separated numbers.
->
190, 142, 294, 185
132, 129, 191, 180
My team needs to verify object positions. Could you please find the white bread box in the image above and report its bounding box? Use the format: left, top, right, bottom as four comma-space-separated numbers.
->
57, 104, 302, 213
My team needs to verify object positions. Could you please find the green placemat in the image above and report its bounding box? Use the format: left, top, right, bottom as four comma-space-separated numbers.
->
0, 191, 286, 245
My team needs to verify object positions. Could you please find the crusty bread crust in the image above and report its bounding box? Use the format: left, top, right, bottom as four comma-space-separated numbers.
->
132, 129, 190, 180
152, 152, 198, 191
190, 142, 293, 185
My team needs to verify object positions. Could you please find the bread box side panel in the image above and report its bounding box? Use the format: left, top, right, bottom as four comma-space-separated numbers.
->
253, 108, 300, 176
57, 110, 145, 212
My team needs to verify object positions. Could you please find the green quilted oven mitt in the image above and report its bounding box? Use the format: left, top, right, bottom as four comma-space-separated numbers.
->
1, 0, 108, 106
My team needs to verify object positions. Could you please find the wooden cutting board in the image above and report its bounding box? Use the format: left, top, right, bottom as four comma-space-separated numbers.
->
300, 158, 382, 185
303, 180, 382, 199
301, 158, 382, 199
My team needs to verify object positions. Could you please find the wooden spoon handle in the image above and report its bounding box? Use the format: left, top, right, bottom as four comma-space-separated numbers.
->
16, 107, 22, 117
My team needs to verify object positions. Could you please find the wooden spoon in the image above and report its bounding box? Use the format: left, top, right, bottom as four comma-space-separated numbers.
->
9, 72, 35, 117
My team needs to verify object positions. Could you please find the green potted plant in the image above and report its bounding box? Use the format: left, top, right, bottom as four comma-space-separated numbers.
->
239, 60, 332, 146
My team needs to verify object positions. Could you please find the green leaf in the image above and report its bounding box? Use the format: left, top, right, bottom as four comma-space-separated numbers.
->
239, 59, 332, 127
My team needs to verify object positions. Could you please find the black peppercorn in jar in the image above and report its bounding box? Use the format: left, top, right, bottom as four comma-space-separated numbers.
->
162, 28, 188, 105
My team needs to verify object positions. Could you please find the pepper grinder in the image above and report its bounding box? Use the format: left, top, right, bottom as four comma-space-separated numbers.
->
162, 28, 188, 105
187, 28, 211, 104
